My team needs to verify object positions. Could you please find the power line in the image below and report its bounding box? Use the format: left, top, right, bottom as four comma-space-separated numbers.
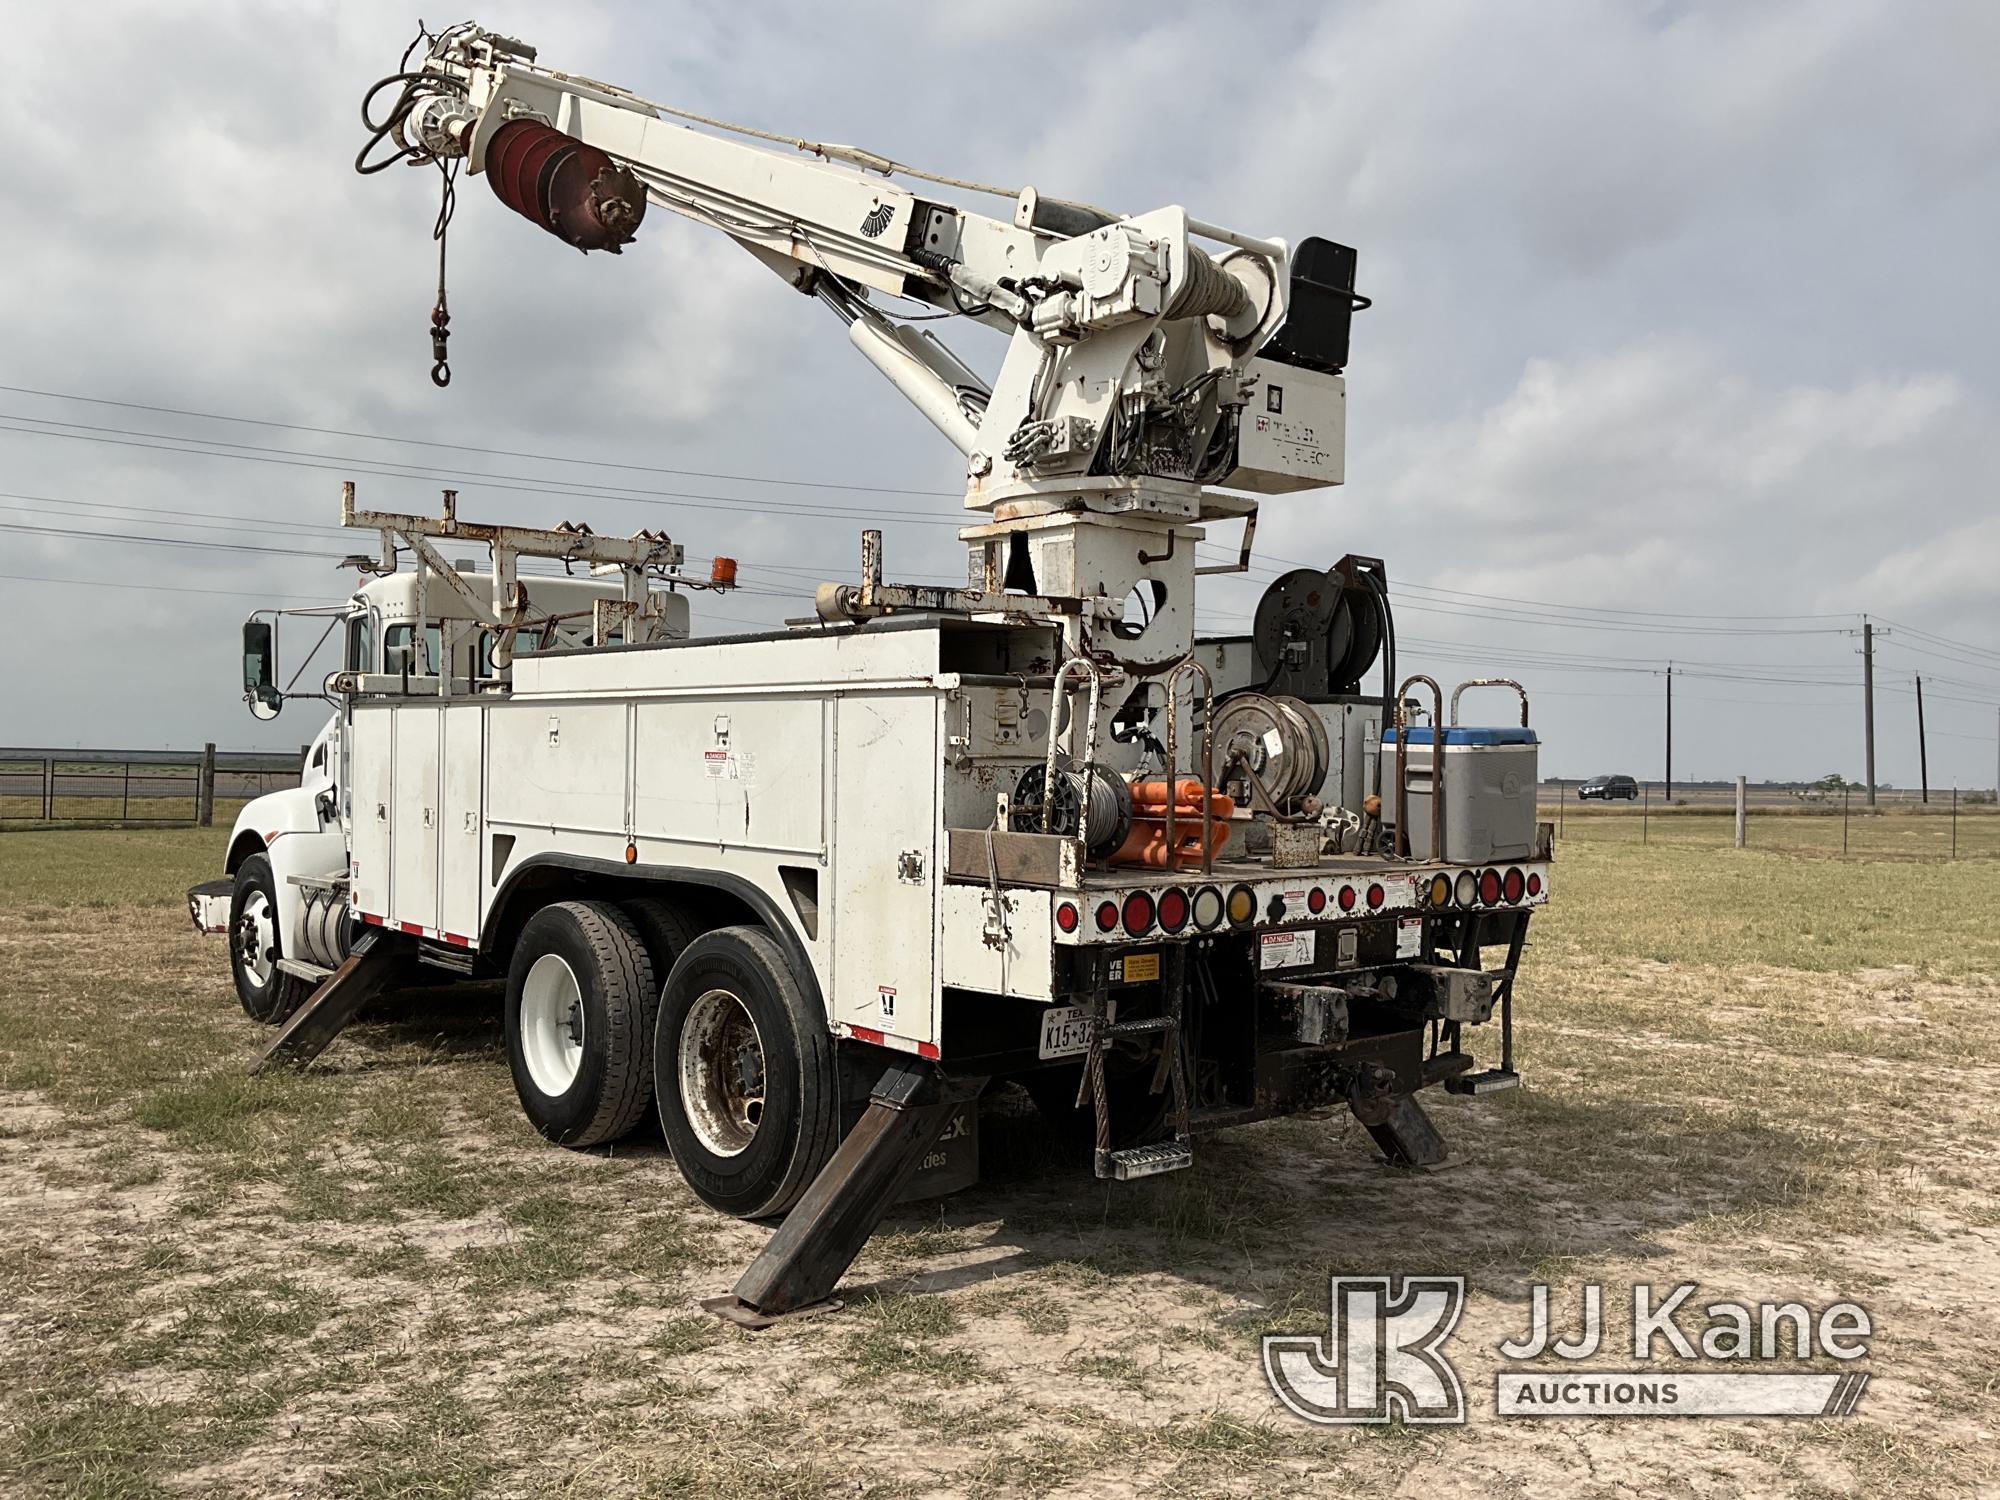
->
1194, 541, 1854, 623
0, 384, 963, 499
0, 415, 965, 528
1873, 616, 2000, 663
0, 392, 1907, 630
0, 572, 331, 604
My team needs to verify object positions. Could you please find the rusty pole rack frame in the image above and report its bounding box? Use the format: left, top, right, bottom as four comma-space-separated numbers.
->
340, 481, 686, 678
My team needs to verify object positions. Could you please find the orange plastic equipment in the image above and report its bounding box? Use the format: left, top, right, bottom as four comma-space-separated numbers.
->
1111, 778, 1235, 868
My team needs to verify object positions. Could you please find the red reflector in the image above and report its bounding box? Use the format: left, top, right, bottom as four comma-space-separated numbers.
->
1056, 901, 1080, 934
1122, 891, 1156, 936
1365, 883, 1385, 910
1527, 872, 1543, 896
1503, 867, 1525, 903
1095, 901, 1120, 934
1307, 887, 1327, 915
1338, 884, 1357, 913
1479, 869, 1502, 904
1158, 888, 1190, 933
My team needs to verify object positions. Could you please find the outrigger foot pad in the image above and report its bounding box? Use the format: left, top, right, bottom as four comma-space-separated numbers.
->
699, 1294, 843, 1330
1364, 1093, 1451, 1169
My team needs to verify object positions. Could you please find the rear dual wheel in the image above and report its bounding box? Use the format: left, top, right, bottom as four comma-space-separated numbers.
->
504, 900, 658, 1148
504, 901, 840, 1221
653, 925, 841, 1220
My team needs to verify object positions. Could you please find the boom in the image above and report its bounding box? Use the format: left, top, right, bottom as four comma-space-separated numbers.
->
365, 23, 1364, 669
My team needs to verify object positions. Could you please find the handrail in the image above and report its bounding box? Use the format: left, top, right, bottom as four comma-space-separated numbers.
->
1041, 656, 1108, 858
1161, 656, 1218, 875
1450, 677, 1530, 727
1394, 673, 1445, 863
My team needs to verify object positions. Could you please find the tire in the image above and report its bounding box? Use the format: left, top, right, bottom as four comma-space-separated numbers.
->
230, 854, 310, 1025
504, 900, 658, 1148
617, 894, 705, 984
653, 924, 840, 1219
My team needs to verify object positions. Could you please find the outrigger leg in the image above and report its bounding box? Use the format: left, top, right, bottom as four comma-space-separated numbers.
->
250, 929, 407, 1074
704, 1059, 988, 1329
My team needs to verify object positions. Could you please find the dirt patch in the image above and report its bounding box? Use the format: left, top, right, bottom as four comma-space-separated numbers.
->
3, 883, 1999, 1496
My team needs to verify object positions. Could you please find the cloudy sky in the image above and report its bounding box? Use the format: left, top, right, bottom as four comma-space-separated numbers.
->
2, 0, 1995, 787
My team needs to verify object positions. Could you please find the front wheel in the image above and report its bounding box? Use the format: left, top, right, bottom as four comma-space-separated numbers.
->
504, 900, 658, 1148
230, 854, 309, 1025
654, 925, 840, 1219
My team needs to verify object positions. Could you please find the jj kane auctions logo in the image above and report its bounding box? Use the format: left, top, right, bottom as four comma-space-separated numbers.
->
1264, 1277, 1872, 1423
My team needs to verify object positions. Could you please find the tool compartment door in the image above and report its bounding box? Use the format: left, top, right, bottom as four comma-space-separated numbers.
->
828, 693, 939, 1045
390, 705, 442, 932
438, 704, 484, 942
347, 706, 394, 919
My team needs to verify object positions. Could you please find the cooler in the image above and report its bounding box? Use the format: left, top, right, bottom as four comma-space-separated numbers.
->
1379, 724, 1540, 865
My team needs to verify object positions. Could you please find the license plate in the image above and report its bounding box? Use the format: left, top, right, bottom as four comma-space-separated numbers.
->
1038, 1005, 1093, 1059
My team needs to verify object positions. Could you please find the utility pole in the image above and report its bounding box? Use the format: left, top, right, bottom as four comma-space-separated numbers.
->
1665, 662, 1673, 803
1862, 617, 1877, 807
1916, 673, 1929, 804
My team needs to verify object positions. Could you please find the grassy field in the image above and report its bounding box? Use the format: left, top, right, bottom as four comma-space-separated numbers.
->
2, 830, 1997, 1497
1542, 803, 2000, 862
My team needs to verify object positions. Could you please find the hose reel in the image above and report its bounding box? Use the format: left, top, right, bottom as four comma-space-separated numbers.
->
1252, 561, 1384, 697
1212, 691, 1328, 812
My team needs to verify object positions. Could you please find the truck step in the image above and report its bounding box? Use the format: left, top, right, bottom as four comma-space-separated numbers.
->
1098, 1015, 1177, 1039
1101, 1141, 1194, 1180
1444, 1068, 1521, 1096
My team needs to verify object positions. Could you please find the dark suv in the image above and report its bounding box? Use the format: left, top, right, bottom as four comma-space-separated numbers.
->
1578, 774, 1639, 801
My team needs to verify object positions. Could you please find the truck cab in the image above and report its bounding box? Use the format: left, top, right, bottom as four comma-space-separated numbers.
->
194, 563, 694, 1022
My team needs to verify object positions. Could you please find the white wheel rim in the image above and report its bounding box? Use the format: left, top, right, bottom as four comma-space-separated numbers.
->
521, 953, 586, 1097
235, 891, 276, 988
679, 988, 766, 1158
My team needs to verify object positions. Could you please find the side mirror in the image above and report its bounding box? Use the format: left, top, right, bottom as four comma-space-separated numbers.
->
243, 620, 282, 720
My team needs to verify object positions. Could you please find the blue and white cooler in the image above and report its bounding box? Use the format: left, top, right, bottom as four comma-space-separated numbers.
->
1380, 721, 1540, 865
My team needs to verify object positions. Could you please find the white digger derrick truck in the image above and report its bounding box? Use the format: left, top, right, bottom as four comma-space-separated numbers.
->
189, 23, 1552, 1323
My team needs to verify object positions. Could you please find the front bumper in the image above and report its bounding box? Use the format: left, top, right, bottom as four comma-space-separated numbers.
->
187, 878, 233, 935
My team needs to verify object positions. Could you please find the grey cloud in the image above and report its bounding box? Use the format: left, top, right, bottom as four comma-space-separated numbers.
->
0, 0, 1993, 789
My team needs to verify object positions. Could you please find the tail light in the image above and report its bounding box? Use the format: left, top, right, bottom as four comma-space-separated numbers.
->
1307, 887, 1328, 915
1226, 885, 1256, 926
1158, 888, 1190, 933
1056, 901, 1080, 934
1454, 870, 1477, 907
1527, 872, 1543, 897
1479, 869, 1502, 905
1428, 874, 1451, 907
1503, 867, 1525, 903
1095, 901, 1119, 934
1365, 883, 1385, 910
1338, 884, 1358, 913
1122, 891, 1156, 936
1192, 887, 1224, 930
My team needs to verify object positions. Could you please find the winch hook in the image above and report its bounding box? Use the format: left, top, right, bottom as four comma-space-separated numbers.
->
429, 299, 451, 388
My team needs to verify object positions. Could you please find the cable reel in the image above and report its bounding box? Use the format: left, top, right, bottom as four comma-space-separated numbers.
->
1009, 763, 1134, 859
